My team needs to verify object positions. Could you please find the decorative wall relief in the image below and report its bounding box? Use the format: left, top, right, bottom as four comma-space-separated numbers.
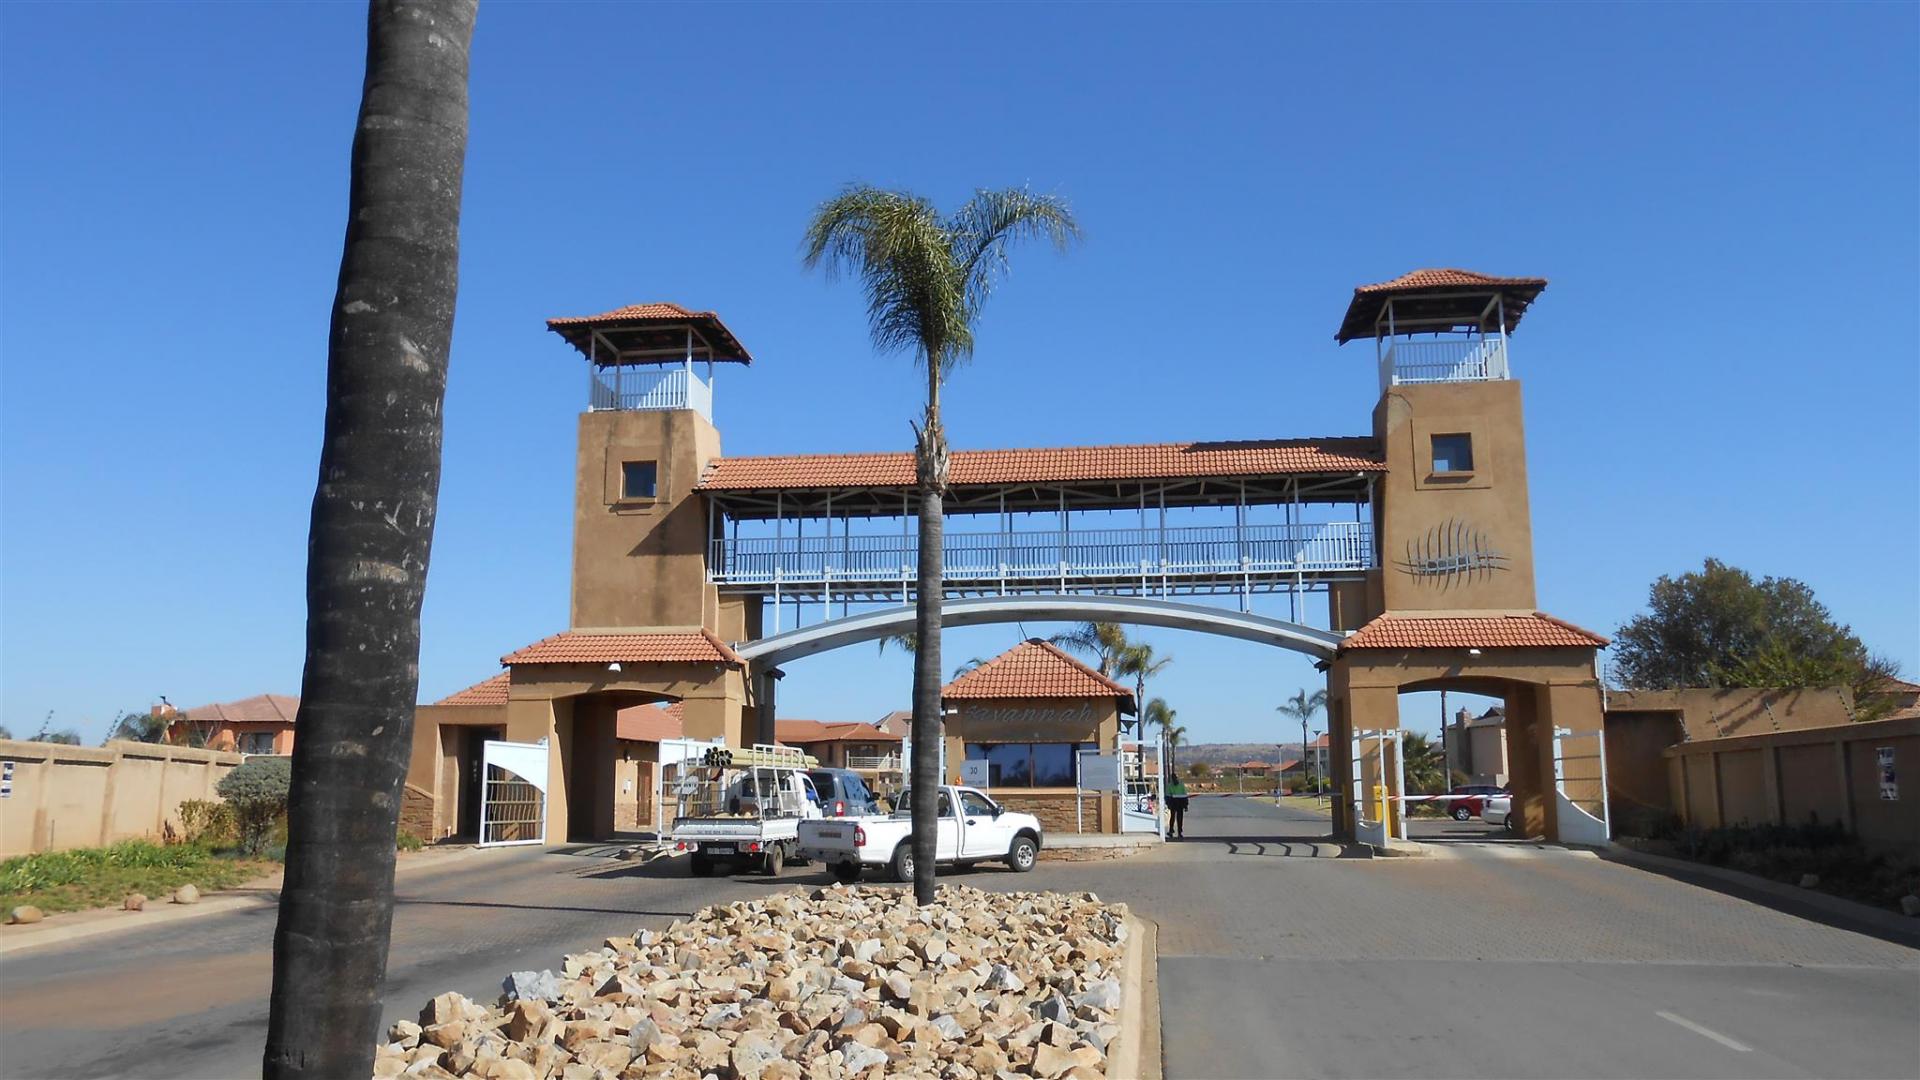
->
1396, 517, 1508, 587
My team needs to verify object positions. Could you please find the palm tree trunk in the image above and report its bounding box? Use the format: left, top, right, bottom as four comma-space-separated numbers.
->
264, 3, 473, 1076
910, 391, 947, 905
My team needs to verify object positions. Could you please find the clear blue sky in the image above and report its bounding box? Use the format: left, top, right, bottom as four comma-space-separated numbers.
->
3, 3, 1915, 746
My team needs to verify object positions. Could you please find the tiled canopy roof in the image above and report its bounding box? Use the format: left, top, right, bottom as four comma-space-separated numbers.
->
1336, 268, 1548, 343
698, 438, 1385, 493
434, 672, 510, 707
502, 630, 744, 666
1339, 612, 1608, 652
943, 640, 1135, 708
617, 701, 685, 743
182, 694, 300, 725
776, 719, 903, 744
546, 302, 753, 364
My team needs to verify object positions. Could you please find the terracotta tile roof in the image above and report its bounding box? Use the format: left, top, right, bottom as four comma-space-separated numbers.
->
546, 302, 753, 364
502, 630, 744, 666
617, 701, 685, 743
776, 720, 903, 744
698, 437, 1385, 493
1354, 269, 1549, 295
942, 640, 1135, 706
181, 694, 299, 725
1339, 612, 1609, 652
434, 673, 509, 707
1337, 268, 1548, 343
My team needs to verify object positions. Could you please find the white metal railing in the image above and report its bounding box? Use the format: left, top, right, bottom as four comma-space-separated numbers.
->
709, 520, 1372, 587
589, 366, 713, 420
1378, 337, 1509, 391
845, 753, 902, 772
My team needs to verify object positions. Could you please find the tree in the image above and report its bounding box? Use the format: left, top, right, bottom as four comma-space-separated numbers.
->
1053, 621, 1130, 677
1399, 732, 1446, 795
31, 713, 81, 745
804, 185, 1078, 904
1188, 761, 1212, 779
0, 725, 11, 740
105, 709, 168, 744
1115, 643, 1171, 737
1612, 558, 1902, 718
1163, 723, 1188, 772
1276, 688, 1327, 792
263, 4, 475, 1077
219, 756, 293, 856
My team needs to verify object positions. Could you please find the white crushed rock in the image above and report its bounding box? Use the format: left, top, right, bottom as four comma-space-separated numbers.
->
374, 883, 1129, 1080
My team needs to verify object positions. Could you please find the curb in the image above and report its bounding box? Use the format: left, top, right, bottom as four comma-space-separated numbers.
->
0, 846, 483, 960
1110, 912, 1161, 1080
1599, 845, 1920, 948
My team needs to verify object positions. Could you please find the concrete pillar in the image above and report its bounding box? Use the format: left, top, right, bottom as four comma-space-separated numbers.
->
1505, 686, 1550, 838
505, 696, 562, 844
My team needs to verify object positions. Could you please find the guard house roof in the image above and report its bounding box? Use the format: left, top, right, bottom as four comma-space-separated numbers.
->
547, 302, 754, 365
942, 640, 1137, 714
1338, 612, 1608, 652
1335, 269, 1548, 344
697, 436, 1385, 518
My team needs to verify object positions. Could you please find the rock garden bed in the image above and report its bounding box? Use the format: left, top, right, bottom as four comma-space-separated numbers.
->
378, 883, 1134, 1080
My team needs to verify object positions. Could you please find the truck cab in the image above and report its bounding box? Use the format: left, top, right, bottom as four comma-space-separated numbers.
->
797, 785, 1044, 883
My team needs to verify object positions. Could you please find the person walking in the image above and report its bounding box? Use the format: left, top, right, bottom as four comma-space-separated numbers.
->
1166, 775, 1190, 839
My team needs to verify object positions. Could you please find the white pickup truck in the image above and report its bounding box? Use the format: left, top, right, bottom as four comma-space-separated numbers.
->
797, 785, 1043, 883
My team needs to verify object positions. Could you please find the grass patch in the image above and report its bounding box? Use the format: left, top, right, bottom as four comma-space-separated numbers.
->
0, 840, 276, 915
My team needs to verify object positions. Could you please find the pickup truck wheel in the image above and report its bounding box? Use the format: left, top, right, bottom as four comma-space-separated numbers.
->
1007, 836, 1037, 873
890, 844, 915, 883
831, 860, 862, 884
763, 845, 785, 877
689, 852, 713, 878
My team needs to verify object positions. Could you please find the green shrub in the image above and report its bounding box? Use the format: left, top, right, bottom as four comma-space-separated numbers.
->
0, 839, 272, 914
176, 799, 236, 846
216, 757, 292, 856
397, 831, 424, 852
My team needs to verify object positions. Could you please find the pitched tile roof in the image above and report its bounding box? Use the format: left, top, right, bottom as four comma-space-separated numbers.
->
546, 303, 753, 364
776, 719, 903, 744
617, 701, 685, 743
1336, 268, 1548, 343
874, 710, 912, 736
434, 672, 510, 707
502, 630, 744, 666
697, 437, 1385, 492
1339, 612, 1609, 652
181, 694, 299, 725
942, 640, 1135, 706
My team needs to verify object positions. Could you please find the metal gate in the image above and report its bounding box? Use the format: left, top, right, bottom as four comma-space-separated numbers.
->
1349, 727, 1397, 847
477, 739, 548, 847
1120, 742, 1164, 835
1552, 727, 1610, 845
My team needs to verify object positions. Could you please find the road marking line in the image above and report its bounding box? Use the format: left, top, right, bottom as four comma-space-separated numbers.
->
1657, 1011, 1753, 1052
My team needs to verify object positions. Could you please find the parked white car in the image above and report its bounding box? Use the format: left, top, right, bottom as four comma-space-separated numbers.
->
797, 785, 1043, 883
1480, 793, 1514, 829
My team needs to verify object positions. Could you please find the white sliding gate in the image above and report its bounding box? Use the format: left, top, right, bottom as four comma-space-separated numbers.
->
1120, 742, 1164, 835
1552, 726, 1611, 845
1349, 727, 1397, 847
478, 739, 548, 847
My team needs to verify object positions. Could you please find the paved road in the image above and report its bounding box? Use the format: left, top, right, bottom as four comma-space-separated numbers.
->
0, 798, 1914, 1079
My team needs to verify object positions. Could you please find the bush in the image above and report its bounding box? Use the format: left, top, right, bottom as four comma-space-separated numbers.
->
217, 757, 292, 856
176, 800, 236, 846
1634, 819, 1920, 913
397, 831, 424, 852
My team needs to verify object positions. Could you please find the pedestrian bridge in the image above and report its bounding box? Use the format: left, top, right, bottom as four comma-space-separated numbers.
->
733, 594, 1346, 667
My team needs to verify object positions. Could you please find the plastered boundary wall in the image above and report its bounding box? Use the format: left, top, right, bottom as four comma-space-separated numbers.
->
0, 739, 244, 857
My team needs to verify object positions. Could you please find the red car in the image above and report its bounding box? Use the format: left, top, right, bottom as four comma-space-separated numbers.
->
1444, 784, 1507, 821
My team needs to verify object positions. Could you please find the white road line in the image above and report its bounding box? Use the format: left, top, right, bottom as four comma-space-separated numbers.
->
1656, 1010, 1754, 1052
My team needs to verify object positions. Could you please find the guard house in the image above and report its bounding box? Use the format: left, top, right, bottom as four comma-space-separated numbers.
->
413, 270, 1613, 849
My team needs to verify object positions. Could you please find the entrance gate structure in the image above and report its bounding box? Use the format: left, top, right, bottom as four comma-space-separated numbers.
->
477, 739, 548, 847
425, 270, 1618, 846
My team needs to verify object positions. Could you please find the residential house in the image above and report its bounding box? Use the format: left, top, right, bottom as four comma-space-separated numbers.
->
775, 720, 903, 777
163, 695, 299, 755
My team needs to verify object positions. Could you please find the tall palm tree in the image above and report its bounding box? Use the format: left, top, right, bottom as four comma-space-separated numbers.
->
1114, 643, 1171, 736
264, 3, 474, 1077
1275, 687, 1328, 792
1163, 722, 1188, 772
805, 185, 1078, 904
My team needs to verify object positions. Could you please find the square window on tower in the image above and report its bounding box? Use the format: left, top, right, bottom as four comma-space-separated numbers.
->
1431, 433, 1475, 474
621, 460, 659, 499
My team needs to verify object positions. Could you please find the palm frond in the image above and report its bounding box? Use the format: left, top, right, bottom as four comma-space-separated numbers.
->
803, 185, 971, 372
950, 187, 1081, 325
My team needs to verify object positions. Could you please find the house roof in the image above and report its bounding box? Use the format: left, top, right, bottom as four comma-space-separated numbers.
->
1309, 734, 1330, 749
874, 710, 912, 736
502, 630, 744, 666
546, 302, 753, 364
1339, 612, 1608, 652
1238, 760, 1272, 770
942, 640, 1136, 712
617, 701, 685, 743
695, 437, 1386, 494
434, 672, 510, 707
180, 694, 299, 725
775, 719, 903, 744
1336, 268, 1548, 343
